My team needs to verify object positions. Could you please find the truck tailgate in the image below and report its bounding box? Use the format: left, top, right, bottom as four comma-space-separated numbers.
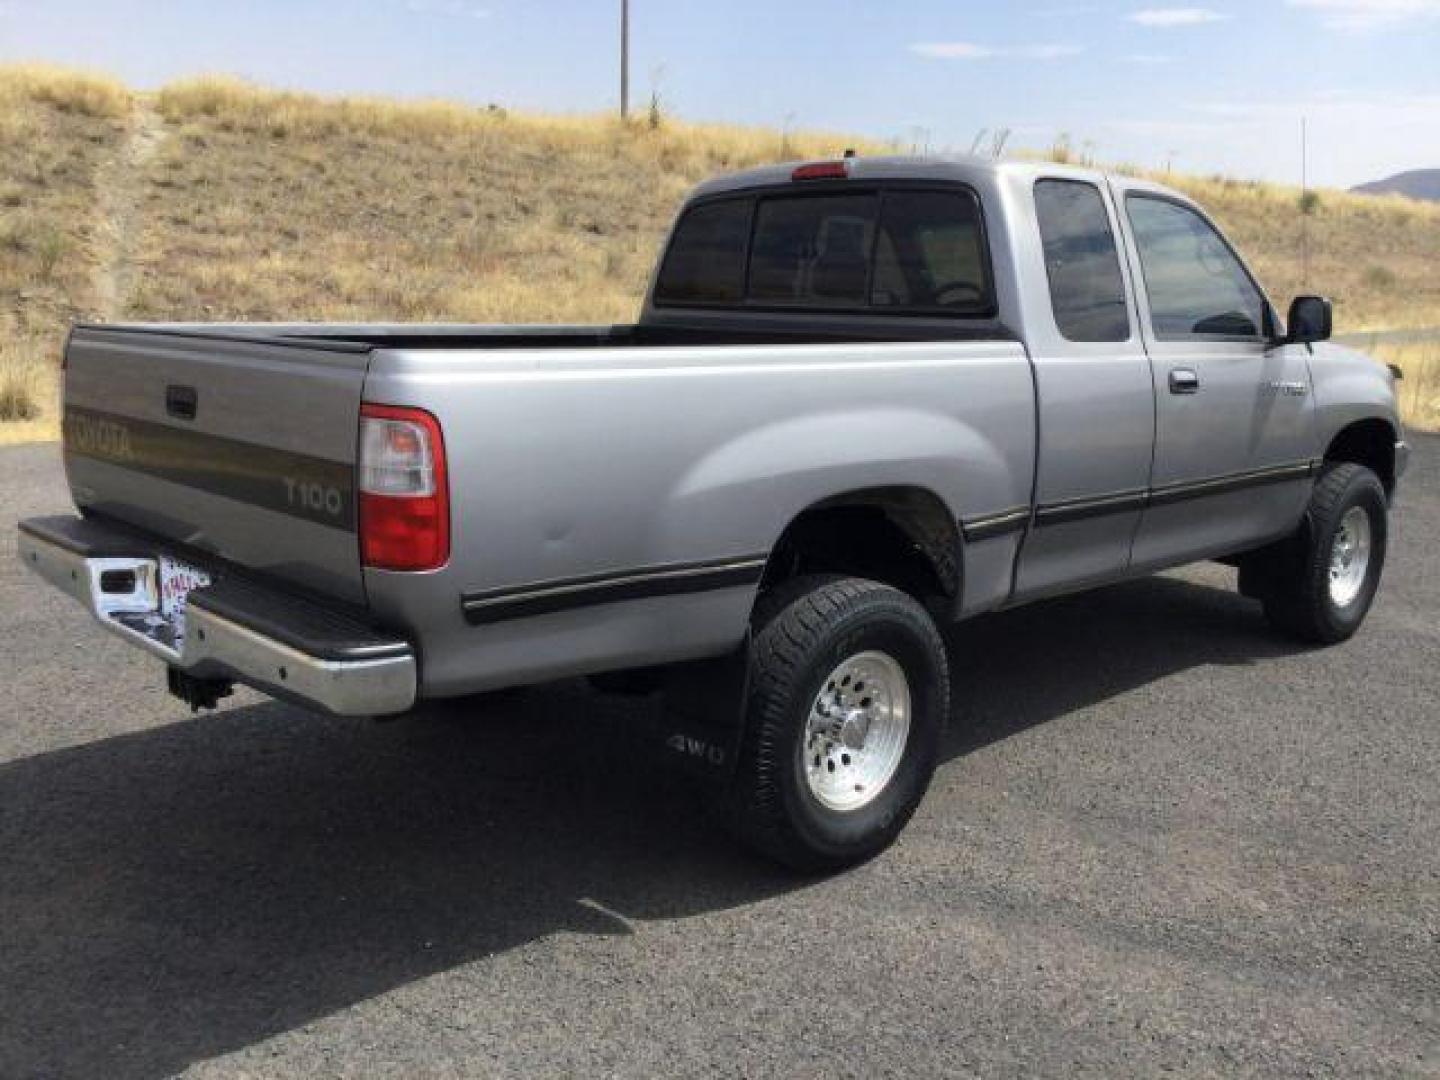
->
61, 326, 372, 604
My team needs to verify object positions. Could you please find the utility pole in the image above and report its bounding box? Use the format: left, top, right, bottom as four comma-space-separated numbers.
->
620, 0, 630, 120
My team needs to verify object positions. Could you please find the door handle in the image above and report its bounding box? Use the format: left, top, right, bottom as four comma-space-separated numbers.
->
1169, 368, 1200, 395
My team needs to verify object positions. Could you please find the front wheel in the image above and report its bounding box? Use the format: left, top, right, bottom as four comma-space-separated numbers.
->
1246, 463, 1389, 644
727, 576, 949, 872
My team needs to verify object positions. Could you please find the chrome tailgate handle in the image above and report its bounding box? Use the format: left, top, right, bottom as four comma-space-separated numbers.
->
165, 384, 198, 420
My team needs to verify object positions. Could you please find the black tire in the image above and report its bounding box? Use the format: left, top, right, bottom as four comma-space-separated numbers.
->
728, 575, 949, 872
1251, 463, 1388, 644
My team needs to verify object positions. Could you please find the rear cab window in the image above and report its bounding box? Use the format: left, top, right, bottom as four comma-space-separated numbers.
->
749, 195, 877, 305
652, 199, 751, 303
654, 184, 994, 318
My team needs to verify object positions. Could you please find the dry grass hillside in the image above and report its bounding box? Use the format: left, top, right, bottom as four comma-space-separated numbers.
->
132, 78, 889, 326
2, 67, 1438, 443
0, 66, 129, 441
1161, 173, 1440, 333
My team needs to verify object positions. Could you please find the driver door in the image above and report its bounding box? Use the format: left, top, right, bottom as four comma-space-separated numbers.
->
1116, 185, 1317, 570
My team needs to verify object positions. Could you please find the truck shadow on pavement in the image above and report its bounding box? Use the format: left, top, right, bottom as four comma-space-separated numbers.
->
940, 569, 1305, 760
0, 572, 1302, 1079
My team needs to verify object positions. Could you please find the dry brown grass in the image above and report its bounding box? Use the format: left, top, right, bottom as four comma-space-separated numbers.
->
133, 77, 891, 324
1160, 172, 1440, 332
0, 340, 58, 445
1370, 341, 1440, 432
2, 64, 130, 120
0, 66, 130, 441
1, 67, 1438, 442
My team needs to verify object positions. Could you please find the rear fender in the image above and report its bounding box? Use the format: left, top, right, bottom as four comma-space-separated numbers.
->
660, 407, 1024, 627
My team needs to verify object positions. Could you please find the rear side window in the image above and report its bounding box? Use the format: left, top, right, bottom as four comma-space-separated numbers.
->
653, 186, 994, 316
653, 199, 751, 304
1125, 195, 1266, 340
1034, 180, 1130, 342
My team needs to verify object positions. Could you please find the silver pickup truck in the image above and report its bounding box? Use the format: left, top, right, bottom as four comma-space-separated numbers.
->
18, 156, 1409, 869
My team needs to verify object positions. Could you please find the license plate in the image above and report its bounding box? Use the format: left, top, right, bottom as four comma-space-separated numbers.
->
158, 555, 211, 640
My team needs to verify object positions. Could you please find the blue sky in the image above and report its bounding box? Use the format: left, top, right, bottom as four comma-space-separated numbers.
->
1, 0, 1437, 187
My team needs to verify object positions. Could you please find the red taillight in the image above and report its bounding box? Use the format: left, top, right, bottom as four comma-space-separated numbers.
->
358, 403, 450, 572
792, 161, 850, 182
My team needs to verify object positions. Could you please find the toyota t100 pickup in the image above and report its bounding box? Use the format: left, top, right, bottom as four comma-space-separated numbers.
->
19, 157, 1409, 869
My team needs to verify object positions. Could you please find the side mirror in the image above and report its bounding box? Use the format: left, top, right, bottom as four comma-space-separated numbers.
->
1285, 295, 1332, 345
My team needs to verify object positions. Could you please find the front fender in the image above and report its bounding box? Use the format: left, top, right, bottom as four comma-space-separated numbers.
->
1310, 342, 1403, 448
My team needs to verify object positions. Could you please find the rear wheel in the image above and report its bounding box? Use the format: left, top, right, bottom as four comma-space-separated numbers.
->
728, 576, 949, 871
1246, 463, 1389, 644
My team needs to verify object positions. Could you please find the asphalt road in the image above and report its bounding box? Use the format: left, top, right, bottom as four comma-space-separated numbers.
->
1, 440, 1436, 1079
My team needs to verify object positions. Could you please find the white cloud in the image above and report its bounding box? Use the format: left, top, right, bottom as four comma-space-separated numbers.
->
912, 42, 995, 59
1189, 90, 1440, 123
406, 0, 490, 18
1127, 7, 1229, 25
1102, 118, 1239, 137
1124, 52, 1176, 63
911, 41, 1083, 60
1286, 0, 1440, 29
1020, 43, 1087, 57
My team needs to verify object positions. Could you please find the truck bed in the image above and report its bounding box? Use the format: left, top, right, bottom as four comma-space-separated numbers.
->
87, 314, 1016, 351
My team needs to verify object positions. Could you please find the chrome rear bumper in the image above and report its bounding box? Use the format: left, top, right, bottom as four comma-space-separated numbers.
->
17, 515, 416, 717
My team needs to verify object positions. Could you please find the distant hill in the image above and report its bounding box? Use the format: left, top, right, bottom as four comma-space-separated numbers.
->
1353, 170, 1440, 203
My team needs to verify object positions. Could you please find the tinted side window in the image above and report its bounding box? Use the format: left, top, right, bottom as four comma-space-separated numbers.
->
870, 192, 990, 312
1034, 180, 1130, 342
748, 195, 878, 306
1126, 195, 1265, 339
653, 199, 751, 304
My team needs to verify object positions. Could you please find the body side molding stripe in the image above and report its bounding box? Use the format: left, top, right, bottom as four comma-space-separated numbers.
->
1034, 490, 1149, 527
461, 555, 769, 625
959, 507, 1030, 543
1031, 459, 1319, 528
1146, 460, 1318, 507
462, 459, 1321, 622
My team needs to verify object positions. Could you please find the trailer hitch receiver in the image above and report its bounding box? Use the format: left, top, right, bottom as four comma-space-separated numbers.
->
167, 666, 235, 712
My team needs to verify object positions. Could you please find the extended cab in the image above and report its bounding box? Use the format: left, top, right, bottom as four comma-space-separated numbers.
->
18, 157, 1409, 868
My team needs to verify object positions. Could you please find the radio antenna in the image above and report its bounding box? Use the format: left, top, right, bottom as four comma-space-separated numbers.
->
1301, 117, 1310, 289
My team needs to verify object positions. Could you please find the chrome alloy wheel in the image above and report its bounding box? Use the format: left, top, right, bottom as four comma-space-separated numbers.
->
802, 650, 911, 813
1328, 505, 1373, 607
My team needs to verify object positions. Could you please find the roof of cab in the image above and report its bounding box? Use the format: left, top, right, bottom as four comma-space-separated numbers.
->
686, 154, 1184, 203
